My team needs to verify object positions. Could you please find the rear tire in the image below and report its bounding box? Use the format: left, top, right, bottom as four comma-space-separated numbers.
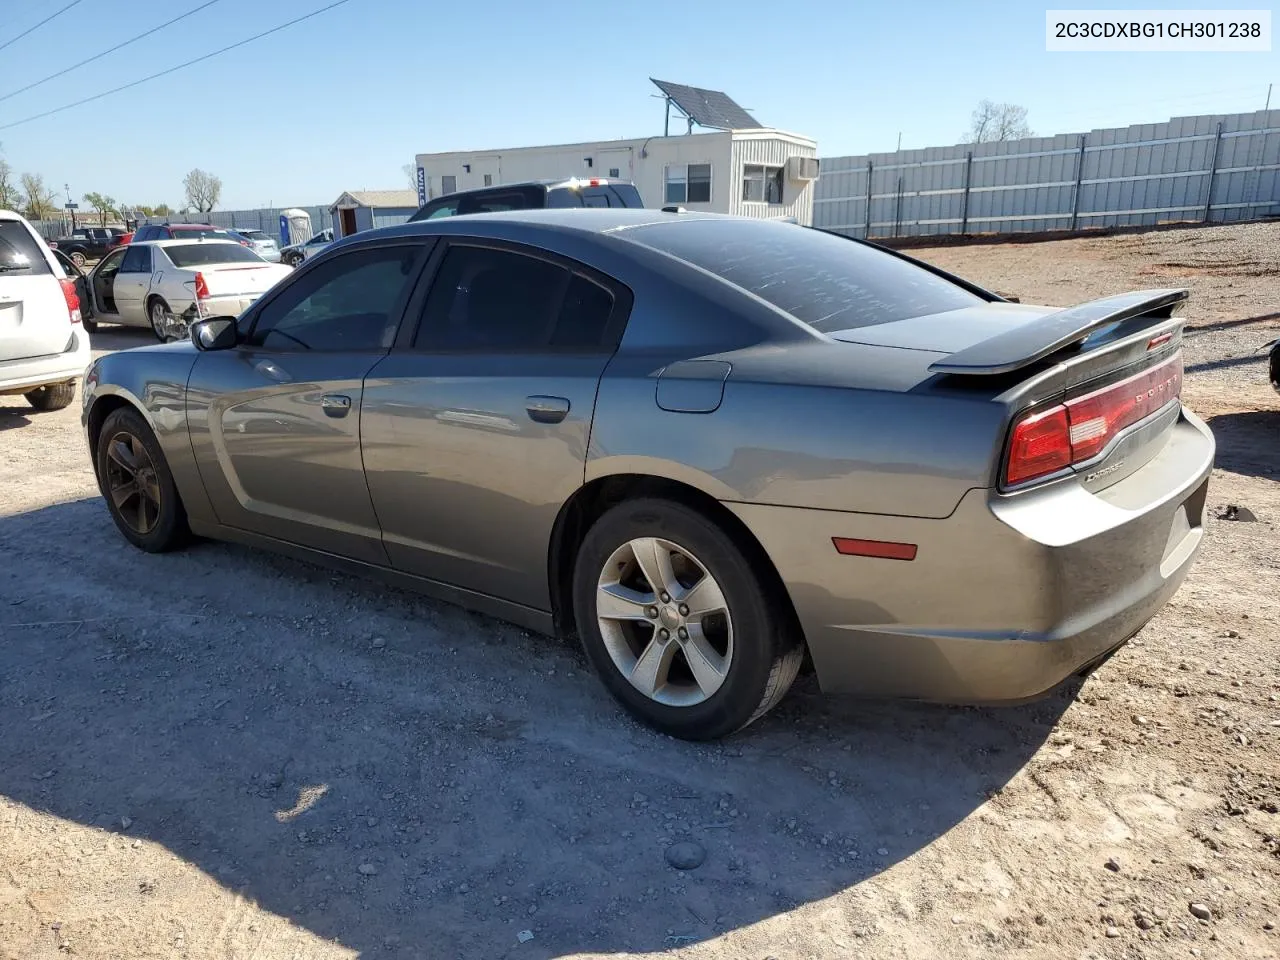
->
24, 381, 76, 411
148, 297, 180, 343
69, 251, 87, 268
572, 497, 802, 740
95, 406, 190, 552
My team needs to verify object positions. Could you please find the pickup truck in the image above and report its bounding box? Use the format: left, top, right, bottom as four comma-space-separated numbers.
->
48, 227, 127, 266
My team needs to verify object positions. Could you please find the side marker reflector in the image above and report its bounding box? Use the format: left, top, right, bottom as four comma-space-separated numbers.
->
832, 537, 918, 561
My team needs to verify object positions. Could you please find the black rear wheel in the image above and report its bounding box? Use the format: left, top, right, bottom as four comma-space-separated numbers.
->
25, 381, 76, 411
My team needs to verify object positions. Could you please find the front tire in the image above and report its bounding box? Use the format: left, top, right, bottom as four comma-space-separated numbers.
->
95, 407, 190, 552
572, 498, 802, 740
24, 381, 76, 411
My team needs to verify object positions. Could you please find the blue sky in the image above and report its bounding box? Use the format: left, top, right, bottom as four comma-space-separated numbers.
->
0, 0, 1275, 210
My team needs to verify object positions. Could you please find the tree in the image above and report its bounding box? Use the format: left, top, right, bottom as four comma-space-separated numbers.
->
83, 191, 120, 227
402, 163, 417, 192
964, 100, 1034, 144
154, 203, 172, 217
20, 173, 56, 221
183, 168, 222, 212
0, 155, 19, 210
134, 204, 156, 218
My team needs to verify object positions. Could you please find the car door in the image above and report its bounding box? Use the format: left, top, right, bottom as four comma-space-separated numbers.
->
112, 244, 152, 323
361, 238, 630, 610
186, 240, 431, 563
89, 247, 127, 316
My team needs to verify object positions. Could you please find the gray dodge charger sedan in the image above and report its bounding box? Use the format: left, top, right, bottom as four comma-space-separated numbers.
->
82, 210, 1214, 740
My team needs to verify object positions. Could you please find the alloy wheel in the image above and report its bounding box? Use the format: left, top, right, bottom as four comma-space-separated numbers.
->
595, 537, 734, 707
103, 430, 162, 535
150, 302, 186, 342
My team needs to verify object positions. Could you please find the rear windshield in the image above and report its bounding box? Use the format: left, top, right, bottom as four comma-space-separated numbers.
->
0, 220, 52, 275
164, 243, 265, 267
626, 220, 982, 332
173, 227, 237, 241
548, 184, 643, 209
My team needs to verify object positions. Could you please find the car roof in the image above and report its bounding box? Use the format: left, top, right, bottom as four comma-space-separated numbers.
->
133, 238, 242, 247
382, 207, 728, 239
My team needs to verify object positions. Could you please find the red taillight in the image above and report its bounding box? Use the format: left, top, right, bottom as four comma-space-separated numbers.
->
1005, 353, 1183, 487
1005, 405, 1072, 486
194, 272, 210, 300
59, 278, 82, 324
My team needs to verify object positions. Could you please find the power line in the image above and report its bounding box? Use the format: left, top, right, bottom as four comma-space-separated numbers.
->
0, 0, 352, 131
0, 0, 224, 105
0, 0, 85, 54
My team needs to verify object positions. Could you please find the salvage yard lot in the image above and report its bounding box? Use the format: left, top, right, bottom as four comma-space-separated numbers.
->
1, 221, 1277, 960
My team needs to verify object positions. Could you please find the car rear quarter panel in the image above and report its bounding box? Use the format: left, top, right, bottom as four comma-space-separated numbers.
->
589, 342, 1009, 520
84, 346, 215, 524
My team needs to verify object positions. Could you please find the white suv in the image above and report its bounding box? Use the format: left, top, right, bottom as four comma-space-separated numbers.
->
0, 209, 91, 411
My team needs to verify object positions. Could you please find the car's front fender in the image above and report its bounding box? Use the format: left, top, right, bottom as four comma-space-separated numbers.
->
82, 346, 217, 524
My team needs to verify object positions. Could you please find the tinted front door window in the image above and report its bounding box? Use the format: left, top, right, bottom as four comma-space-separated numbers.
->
249, 246, 419, 351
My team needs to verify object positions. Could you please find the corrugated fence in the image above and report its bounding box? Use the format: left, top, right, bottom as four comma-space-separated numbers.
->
814, 109, 1280, 239
30, 205, 331, 240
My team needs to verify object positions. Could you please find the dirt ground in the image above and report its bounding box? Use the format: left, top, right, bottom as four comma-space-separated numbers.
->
1, 221, 1277, 960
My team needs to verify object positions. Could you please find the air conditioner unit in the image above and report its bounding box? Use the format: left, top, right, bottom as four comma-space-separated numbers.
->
787, 156, 820, 182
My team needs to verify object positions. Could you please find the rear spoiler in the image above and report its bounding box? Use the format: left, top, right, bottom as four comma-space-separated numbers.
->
928, 289, 1188, 376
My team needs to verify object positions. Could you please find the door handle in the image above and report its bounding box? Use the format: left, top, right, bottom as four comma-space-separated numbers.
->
320, 394, 352, 418
526, 395, 570, 424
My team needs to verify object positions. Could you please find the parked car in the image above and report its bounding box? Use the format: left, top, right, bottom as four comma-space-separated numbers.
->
81, 210, 1214, 740
107, 230, 132, 250
47, 226, 126, 266
82, 239, 290, 342
280, 228, 333, 267
0, 209, 89, 412
234, 228, 282, 262
131, 223, 248, 245
408, 177, 644, 223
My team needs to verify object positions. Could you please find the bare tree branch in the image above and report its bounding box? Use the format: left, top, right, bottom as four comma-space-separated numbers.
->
963, 100, 1034, 144
183, 168, 223, 213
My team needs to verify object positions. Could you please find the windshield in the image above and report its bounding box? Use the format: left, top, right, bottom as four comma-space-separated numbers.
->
625, 219, 983, 332
164, 243, 266, 267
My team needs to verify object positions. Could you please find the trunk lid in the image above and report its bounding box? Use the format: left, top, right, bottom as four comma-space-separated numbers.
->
0, 219, 74, 363
194, 262, 292, 298
833, 290, 1189, 493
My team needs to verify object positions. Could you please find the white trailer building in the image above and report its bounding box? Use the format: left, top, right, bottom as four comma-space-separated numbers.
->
413, 80, 819, 225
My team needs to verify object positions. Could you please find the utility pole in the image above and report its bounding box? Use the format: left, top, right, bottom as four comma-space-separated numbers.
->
1266, 83, 1272, 111
65, 182, 76, 229
896, 131, 902, 151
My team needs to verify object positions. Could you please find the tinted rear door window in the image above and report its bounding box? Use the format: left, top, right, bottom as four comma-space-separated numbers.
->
0, 221, 52, 275
626, 220, 982, 332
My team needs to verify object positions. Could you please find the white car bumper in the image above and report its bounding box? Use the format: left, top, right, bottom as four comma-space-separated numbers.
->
0, 328, 92, 396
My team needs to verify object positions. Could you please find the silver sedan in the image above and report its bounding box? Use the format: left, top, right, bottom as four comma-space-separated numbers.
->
80, 210, 1214, 740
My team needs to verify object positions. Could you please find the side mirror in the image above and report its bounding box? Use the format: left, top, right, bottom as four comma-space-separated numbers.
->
192, 316, 238, 351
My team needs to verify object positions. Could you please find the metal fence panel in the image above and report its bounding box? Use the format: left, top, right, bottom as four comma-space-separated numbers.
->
814, 109, 1280, 239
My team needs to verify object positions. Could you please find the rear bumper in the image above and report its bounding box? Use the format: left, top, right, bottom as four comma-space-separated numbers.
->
179, 295, 260, 321
729, 409, 1215, 703
0, 329, 92, 395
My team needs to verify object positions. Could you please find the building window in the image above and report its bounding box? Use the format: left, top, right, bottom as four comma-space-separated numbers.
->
608, 167, 620, 178
742, 165, 784, 204
663, 163, 712, 204
441, 175, 457, 195
483, 174, 493, 187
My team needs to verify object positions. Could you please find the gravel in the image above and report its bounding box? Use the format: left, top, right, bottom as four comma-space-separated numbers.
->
0, 222, 1277, 959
